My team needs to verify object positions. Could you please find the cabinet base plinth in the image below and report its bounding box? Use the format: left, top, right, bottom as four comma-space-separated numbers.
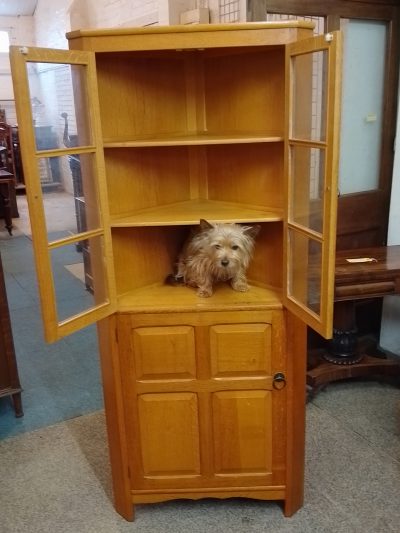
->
131, 487, 286, 504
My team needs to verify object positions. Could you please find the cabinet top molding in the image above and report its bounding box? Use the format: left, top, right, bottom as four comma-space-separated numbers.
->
67, 21, 316, 52
66, 21, 315, 40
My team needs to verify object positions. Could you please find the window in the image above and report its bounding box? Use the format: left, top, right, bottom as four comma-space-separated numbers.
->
0, 30, 10, 53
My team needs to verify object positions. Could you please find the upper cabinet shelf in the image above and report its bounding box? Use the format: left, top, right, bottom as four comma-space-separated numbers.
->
96, 47, 285, 143
103, 132, 284, 148
110, 199, 283, 227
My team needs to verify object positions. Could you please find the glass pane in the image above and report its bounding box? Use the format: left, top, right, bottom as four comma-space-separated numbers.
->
290, 145, 325, 234
339, 19, 387, 194
27, 62, 91, 150
291, 50, 327, 142
37, 153, 100, 242
51, 235, 108, 322
288, 229, 321, 316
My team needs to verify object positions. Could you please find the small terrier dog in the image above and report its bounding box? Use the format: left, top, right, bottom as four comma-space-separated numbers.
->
167, 219, 260, 297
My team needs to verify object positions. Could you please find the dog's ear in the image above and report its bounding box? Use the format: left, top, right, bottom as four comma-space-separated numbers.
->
199, 219, 214, 230
243, 224, 261, 239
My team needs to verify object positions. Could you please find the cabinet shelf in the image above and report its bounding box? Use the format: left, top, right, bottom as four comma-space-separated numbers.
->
103, 132, 284, 148
110, 199, 283, 227
117, 282, 282, 313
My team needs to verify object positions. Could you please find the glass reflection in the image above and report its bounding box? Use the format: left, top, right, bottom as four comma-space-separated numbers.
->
27, 62, 91, 150
288, 230, 321, 316
339, 19, 386, 194
292, 50, 327, 142
38, 153, 100, 242
290, 145, 325, 234
51, 235, 107, 322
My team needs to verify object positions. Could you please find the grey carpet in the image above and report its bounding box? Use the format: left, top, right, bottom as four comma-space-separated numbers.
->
1, 381, 399, 533
0, 232, 103, 438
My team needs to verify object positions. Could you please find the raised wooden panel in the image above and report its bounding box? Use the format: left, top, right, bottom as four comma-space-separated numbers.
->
212, 391, 272, 475
133, 326, 196, 380
210, 323, 271, 377
138, 393, 201, 477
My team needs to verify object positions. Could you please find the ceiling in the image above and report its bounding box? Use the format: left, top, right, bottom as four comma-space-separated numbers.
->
0, 0, 38, 16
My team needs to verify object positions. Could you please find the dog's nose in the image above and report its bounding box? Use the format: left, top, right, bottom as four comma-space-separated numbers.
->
221, 259, 229, 267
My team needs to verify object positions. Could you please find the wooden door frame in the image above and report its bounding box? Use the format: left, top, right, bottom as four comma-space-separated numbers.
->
251, 0, 400, 249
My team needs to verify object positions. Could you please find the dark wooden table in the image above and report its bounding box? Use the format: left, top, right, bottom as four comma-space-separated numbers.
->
307, 246, 400, 397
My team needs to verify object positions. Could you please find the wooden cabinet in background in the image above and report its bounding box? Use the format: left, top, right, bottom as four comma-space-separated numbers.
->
10, 22, 341, 521
0, 251, 23, 418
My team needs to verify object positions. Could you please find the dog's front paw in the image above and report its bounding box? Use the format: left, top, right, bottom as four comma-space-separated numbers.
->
197, 287, 213, 298
231, 280, 249, 292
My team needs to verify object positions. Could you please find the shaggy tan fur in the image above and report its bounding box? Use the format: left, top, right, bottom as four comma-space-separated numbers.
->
167, 219, 260, 297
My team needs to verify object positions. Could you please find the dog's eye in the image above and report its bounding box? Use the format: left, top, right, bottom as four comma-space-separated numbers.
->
214, 244, 222, 250
231, 245, 239, 250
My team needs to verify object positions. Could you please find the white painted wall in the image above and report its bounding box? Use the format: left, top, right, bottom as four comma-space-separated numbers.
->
380, 73, 400, 355
0, 16, 34, 102
76, 0, 160, 30
15, 0, 193, 52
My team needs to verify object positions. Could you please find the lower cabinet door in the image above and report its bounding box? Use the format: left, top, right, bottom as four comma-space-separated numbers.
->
118, 310, 287, 491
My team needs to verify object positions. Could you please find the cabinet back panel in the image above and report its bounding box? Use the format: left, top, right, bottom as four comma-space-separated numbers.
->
105, 143, 283, 217
207, 143, 283, 210
247, 222, 283, 290
105, 148, 192, 216
96, 48, 285, 140
204, 49, 285, 134
96, 55, 189, 138
112, 226, 189, 294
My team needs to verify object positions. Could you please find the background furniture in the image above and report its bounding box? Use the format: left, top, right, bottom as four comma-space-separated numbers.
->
61, 112, 93, 291
11, 22, 341, 521
11, 126, 25, 190
0, 171, 14, 235
0, 250, 23, 417
307, 246, 400, 396
0, 122, 16, 177
0, 122, 19, 220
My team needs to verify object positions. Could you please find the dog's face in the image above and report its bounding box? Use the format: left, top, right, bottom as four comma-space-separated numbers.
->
195, 219, 260, 276
206, 226, 251, 270
174, 219, 260, 296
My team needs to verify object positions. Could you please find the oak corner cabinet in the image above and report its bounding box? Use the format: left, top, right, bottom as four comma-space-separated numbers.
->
10, 22, 342, 521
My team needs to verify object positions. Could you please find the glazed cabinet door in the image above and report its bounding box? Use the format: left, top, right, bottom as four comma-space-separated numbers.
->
10, 46, 116, 342
118, 311, 287, 497
283, 32, 342, 339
